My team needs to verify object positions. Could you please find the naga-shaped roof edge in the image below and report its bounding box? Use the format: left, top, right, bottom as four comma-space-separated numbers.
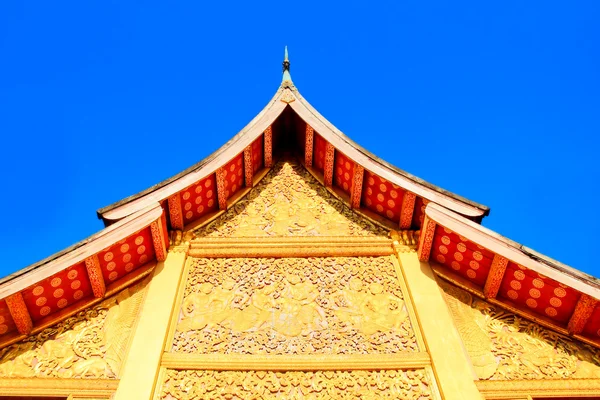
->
97, 48, 489, 224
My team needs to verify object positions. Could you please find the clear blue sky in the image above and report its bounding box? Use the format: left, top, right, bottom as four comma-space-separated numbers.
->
1, 1, 598, 277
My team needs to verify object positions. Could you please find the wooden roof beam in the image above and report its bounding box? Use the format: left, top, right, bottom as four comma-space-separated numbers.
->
350, 164, 364, 209
243, 145, 253, 188
399, 192, 416, 229
264, 126, 273, 168
150, 218, 167, 261
483, 254, 509, 299
6, 293, 32, 335
167, 193, 184, 230
324, 142, 335, 187
216, 168, 228, 210
305, 125, 314, 167
568, 294, 598, 335
417, 216, 436, 262
84, 255, 106, 298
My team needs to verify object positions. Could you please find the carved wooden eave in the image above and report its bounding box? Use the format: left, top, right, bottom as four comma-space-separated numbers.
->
0, 204, 168, 348
96, 70, 488, 235
420, 202, 600, 347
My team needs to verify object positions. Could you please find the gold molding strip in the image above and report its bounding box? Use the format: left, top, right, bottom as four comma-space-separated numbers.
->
305, 125, 314, 167
189, 237, 394, 258
483, 254, 509, 299
417, 216, 436, 261
215, 167, 228, 210
6, 292, 32, 335
161, 352, 430, 371
84, 254, 106, 298
476, 379, 600, 398
324, 142, 335, 187
568, 293, 598, 334
350, 164, 364, 209
0, 378, 118, 398
150, 219, 167, 261
167, 193, 184, 230
243, 145, 253, 187
399, 192, 416, 229
264, 126, 273, 168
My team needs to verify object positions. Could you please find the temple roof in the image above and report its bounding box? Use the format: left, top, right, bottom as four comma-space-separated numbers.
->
0, 49, 598, 350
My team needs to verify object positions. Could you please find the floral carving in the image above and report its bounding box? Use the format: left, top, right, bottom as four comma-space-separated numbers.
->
440, 280, 600, 380
194, 160, 387, 238
0, 280, 147, 379
172, 256, 417, 354
160, 369, 433, 399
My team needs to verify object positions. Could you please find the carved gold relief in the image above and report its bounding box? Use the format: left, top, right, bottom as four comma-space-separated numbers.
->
160, 369, 433, 399
172, 256, 417, 354
193, 160, 387, 237
0, 280, 147, 379
439, 280, 600, 380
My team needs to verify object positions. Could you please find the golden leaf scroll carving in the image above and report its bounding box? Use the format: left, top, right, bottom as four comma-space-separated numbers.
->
194, 160, 388, 238
0, 279, 147, 379
439, 280, 600, 380
160, 369, 433, 400
172, 256, 418, 354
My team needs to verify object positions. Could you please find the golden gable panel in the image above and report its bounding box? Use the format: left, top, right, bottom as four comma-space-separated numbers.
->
194, 160, 388, 238
439, 279, 600, 380
171, 256, 418, 354
159, 369, 434, 400
0, 278, 148, 379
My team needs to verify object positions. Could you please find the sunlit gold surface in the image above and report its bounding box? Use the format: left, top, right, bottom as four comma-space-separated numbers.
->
194, 160, 387, 238
172, 256, 418, 355
159, 369, 434, 399
0, 279, 147, 379
440, 279, 600, 380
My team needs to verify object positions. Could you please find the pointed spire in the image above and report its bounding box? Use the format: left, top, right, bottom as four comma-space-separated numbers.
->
281, 46, 293, 86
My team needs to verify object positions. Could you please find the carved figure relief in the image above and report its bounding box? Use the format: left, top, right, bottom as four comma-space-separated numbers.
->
194, 160, 388, 237
440, 280, 600, 380
0, 280, 147, 379
172, 257, 417, 354
160, 369, 433, 400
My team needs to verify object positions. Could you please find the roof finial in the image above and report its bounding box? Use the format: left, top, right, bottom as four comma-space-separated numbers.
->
281, 46, 293, 86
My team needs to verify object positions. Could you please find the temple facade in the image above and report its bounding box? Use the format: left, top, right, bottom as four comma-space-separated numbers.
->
0, 50, 598, 399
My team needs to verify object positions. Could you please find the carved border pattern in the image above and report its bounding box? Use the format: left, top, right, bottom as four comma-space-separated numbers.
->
568, 294, 598, 334
243, 145, 253, 187
324, 142, 335, 186
483, 254, 509, 299
418, 217, 436, 262
84, 254, 106, 298
476, 379, 600, 398
150, 220, 167, 261
305, 125, 314, 167
264, 126, 273, 168
167, 193, 184, 230
6, 292, 32, 335
399, 192, 416, 229
215, 167, 228, 210
350, 164, 364, 208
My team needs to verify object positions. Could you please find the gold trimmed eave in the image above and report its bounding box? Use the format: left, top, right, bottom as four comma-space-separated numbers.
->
0, 203, 168, 348
97, 65, 488, 230
421, 202, 600, 347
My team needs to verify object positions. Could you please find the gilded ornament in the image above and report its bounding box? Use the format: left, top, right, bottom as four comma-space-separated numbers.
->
0, 280, 147, 379
172, 256, 417, 354
440, 280, 600, 380
159, 369, 433, 399
193, 160, 387, 238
